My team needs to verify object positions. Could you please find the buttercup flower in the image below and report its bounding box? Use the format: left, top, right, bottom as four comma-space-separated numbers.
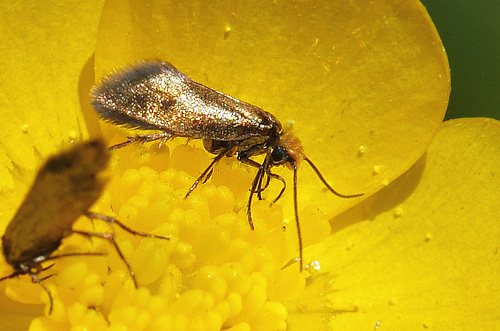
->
1, 0, 498, 330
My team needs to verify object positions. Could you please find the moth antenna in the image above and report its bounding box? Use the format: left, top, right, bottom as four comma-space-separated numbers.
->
29, 273, 54, 315
304, 157, 364, 198
84, 212, 171, 240
265, 171, 286, 204
292, 161, 304, 271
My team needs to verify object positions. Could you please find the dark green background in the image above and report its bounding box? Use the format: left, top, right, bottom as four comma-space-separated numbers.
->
420, 0, 500, 120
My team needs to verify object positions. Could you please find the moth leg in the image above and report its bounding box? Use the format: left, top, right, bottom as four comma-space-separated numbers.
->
239, 156, 284, 200
245, 150, 278, 230
238, 156, 268, 198
246, 163, 265, 231
203, 168, 214, 184
259, 174, 272, 193
264, 169, 286, 203
72, 230, 138, 288
39, 263, 55, 273
236, 140, 269, 160
238, 157, 261, 169
256, 165, 268, 200
84, 211, 170, 240
38, 273, 56, 282
0, 270, 20, 281
184, 151, 227, 199
110, 132, 174, 150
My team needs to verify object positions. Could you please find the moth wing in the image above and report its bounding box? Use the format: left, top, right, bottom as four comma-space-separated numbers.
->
91, 61, 279, 141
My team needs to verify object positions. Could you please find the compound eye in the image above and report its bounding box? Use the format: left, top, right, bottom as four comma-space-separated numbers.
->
271, 146, 288, 164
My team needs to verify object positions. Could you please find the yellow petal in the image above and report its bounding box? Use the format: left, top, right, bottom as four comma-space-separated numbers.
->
94, 0, 450, 220
0, 293, 42, 330
0, 0, 105, 224
288, 118, 500, 329
0, 0, 105, 328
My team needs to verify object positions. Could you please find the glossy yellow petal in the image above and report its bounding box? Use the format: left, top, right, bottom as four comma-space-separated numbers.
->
0, 294, 41, 330
288, 118, 500, 330
0, 0, 105, 328
94, 0, 450, 221
0, 0, 105, 224
0, 0, 453, 329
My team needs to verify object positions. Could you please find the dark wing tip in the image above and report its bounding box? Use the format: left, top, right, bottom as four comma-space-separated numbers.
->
91, 60, 178, 97
90, 61, 177, 131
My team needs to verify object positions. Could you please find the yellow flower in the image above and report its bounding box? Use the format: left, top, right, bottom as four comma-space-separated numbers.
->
1, 0, 498, 330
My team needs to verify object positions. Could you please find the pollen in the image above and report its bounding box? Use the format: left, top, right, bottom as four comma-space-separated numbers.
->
20, 123, 29, 133
7, 137, 307, 330
358, 145, 366, 155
